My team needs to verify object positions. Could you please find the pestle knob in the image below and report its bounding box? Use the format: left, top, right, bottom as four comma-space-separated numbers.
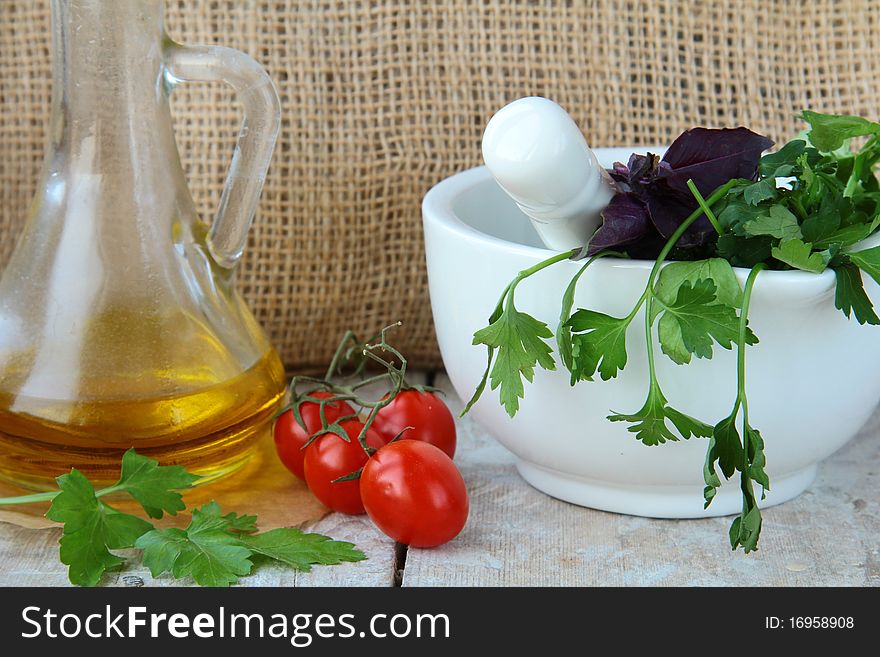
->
481, 97, 614, 251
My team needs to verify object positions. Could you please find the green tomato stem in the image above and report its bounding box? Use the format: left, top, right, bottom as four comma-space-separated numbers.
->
355, 323, 409, 455
324, 330, 358, 380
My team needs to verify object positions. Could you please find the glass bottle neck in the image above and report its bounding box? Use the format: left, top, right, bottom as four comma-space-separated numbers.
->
50, 0, 170, 160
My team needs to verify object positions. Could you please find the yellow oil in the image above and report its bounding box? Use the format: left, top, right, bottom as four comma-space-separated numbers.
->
0, 349, 286, 490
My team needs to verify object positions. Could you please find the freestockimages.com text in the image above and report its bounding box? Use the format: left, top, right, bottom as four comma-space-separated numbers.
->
20, 605, 451, 646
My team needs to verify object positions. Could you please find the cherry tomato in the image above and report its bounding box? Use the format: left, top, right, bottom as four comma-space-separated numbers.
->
372, 390, 457, 458
360, 440, 468, 547
303, 419, 386, 514
274, 391, 357, 479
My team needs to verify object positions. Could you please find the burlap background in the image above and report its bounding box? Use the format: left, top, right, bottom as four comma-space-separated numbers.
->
2, 0, 878, 370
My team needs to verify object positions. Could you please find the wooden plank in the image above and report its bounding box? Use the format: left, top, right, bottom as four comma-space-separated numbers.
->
0, 515, 397, 588
401, 373, 880, 587
292, 514, 396, 587
0, 525, 71, 587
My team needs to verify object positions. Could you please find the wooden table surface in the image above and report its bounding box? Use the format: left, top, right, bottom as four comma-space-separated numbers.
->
1, 372, 878, 587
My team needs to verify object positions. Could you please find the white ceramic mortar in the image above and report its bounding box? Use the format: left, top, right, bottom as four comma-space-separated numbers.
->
423, 148, 880, 518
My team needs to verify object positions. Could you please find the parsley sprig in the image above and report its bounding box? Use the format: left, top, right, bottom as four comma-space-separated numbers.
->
704, 264, 768, 552
0, 450, 364, 586
464, 250, 576, 416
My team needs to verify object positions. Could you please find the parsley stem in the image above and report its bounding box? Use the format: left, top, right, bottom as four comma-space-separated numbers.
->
511, 249, 580, 291
643, 291, 658, 383
731, 264, 766, 552
789, 196, 808, 223
655, 179, 739, 265
0, 482, 125, 507
505, 249, 581, 312
737, 264, 765, 427
0, 491, 58, 505
686, 179, 723, 235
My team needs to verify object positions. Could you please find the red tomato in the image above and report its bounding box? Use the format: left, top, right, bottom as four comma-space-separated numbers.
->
303, 419, 386, 514
372, 390, 457, 458
273, 391, 357, 479
360, 441, 468, 547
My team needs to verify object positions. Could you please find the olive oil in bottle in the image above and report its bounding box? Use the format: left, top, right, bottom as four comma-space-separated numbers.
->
0, 349, 285, 489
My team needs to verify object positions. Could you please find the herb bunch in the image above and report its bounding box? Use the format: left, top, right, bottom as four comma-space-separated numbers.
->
0, 450, 364, 586
464, 111, 880, 552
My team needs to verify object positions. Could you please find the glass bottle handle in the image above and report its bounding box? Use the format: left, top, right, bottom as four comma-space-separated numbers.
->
165, 43, 281, 269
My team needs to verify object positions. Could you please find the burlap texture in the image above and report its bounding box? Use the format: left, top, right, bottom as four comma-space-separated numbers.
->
2, 1, 879, 369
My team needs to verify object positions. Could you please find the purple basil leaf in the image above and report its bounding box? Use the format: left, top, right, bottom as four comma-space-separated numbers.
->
646, 181, 716, 248
659, 127, 773, 197
594, 127, 773, 254
627, 152, 657, 181
643, 127, 772, 248
612, 161, 630, 177
586, 193, 651, 255
608, 163, 632, 192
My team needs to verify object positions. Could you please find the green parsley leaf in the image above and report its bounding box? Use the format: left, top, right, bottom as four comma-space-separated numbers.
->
567, 309, 630, 381
717, 195, 766, 232
743, 178, 778, 206
139, 527, 251, 587
462, 284, 510, 416
556, 260, 593, 380
608, 387, 675, 446
134, 528, 197, 578
136, 502, 253, 586
833, 263, 880, 325
742, 205, 803, 241
608, 385, 712, 446
136, 501, 365, 587
472, 299, 556, 416
716, 233, 773, 268
813, 222, 875, 250
709, 414, 744, 481
729, 488, 763, 553
655, 279, 753, 365
848, 244, 880, 286
801, 194, 843, 243
759, 139, 806, 177
664, 406, 715, 441
239, 528, 365, 572
179, 501, 257, 534
802, 111, 880, 152
747, 426, 770, 496
770, 239, 830, 273
112, 448, 200, 519
653, 258, 744, 316
45, 469, 154, 587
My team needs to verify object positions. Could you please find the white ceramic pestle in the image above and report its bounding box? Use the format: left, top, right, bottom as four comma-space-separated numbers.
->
481, 97, 614, 251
